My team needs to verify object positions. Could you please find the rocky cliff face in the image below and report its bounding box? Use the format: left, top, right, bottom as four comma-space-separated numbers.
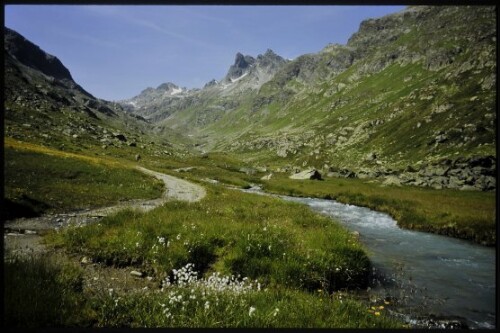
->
120, 49, 288, 126
120, 6, 496, 191
4, 27, 183, 156
4, 27, 73, 81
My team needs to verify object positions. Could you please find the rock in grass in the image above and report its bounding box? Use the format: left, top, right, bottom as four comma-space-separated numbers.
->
81, 256, 92, 265
290, 169, 322, 180
261, 173, 273, 180
130, 270, 144, 278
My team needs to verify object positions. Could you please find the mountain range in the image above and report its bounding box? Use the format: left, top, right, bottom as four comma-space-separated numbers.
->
4, 5, 496, 192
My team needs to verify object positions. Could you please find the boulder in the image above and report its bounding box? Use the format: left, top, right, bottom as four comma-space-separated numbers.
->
261, 173, 273, 181
382, 176, 402, 187
239, 167, 256, 175
290, 169, 322, 180
365, 152, 377, 161
114, 133, 127, 142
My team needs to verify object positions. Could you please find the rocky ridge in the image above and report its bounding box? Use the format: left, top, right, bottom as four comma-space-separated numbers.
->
120, 49, 288, 125
4, 27, 189, 158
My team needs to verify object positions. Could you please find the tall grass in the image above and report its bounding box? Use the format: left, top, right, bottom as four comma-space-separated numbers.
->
3, 253, 92, 327
37, 184, 405, 327
49, 186, 369, 292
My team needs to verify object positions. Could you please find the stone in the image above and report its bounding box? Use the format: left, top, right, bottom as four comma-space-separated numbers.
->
365, 152, 377, 161
289, 169, 323, 180
382, 176, 402, 187
81, 256, 92, 264
175, 167, 195, 172
114, 133, 127, 142
130, 270, 143, 278
135, 154, 141, 161
435, 134, 448, 144
261, 173, 273, 180
239, 167, 256, 175
459, 185, 476, 191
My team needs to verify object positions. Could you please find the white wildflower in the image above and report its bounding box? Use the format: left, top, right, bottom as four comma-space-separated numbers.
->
249, 306, 256, 317
273, 308, 280, 317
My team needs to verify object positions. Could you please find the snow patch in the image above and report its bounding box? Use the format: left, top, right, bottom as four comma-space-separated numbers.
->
230, 72, 248, 83
171, 87, 182, 95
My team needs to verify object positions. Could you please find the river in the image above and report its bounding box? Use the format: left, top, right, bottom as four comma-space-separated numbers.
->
242, 187, 496, 329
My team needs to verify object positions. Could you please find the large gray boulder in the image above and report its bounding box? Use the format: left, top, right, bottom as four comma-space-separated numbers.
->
290, 169, 322, 180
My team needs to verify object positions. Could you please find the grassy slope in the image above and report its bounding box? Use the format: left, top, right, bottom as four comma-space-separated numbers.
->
184, 7, 496, 172
4, 138, 164, 219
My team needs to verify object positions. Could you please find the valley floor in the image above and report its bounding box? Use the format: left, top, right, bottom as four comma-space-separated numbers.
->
4, 139, 494, 328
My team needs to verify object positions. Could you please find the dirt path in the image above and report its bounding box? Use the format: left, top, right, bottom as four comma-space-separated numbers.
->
4, 166, 206, 255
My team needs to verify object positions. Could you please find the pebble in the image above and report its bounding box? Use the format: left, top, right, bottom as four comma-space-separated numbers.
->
130, 270, 144, 278
81, 256, 92, 264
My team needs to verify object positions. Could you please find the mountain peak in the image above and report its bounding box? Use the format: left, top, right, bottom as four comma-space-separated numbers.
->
157, 82, 179, 91
225, 52, 256, 81
264, 48, 277, 56
4, 27, 74, 82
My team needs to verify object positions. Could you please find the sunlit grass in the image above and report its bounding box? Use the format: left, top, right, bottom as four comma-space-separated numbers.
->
40, 183, 404, 327
4, 144, 164, 218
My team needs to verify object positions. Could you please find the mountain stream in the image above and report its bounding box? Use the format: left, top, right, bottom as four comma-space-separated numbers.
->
242, 186, 496, 329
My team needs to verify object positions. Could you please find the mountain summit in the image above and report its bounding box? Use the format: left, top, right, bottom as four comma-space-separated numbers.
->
223, 49, 287, 83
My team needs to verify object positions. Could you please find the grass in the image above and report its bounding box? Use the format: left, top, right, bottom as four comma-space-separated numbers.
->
3, 253, 401, 328
261, 174, 496, 245
48, 186, 370, 292
4, 141, 164, 219
88, 282, 399, 328
33, 183, 405, 327
3, 252, 93, 327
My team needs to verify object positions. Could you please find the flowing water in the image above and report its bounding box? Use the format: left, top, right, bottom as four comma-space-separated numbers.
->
242, 187, 496, 329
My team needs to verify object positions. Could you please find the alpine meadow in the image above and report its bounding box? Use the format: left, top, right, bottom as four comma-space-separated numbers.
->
3, 5, 496, 329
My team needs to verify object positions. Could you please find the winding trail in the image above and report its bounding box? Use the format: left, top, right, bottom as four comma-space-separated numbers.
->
4, 166, 206, 254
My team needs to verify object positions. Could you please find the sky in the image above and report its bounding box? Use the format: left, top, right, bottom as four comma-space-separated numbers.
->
5, 5, 405, 101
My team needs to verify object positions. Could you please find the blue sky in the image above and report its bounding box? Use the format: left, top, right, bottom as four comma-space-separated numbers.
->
5, 5, 405, 101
